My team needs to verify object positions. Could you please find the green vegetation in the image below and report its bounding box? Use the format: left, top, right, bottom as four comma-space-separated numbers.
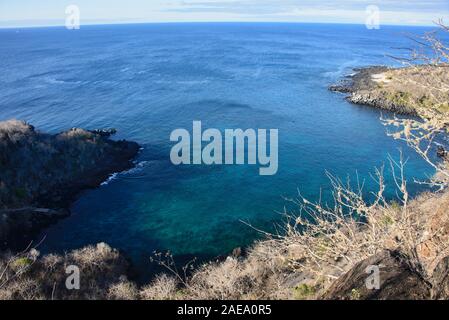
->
294, 284, 316, 300
12, 257, 33, 269
350, 289, 361, 300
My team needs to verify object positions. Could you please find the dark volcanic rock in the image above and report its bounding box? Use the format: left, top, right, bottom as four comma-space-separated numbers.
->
322, 250, 431, 300
437, 146, 448, 159
0, 207, 69, 249
0, 119, 140, 250
329, 66, 389, 93
88, 128, 117, 138
329, 66, 419, 115
431, 256, 449, 299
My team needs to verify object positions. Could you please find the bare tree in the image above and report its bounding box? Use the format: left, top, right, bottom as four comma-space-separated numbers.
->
389, 19, 449, 66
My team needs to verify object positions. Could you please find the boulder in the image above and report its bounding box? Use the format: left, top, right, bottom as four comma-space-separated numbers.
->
322, 250, 431, 300
431, 256, 449, 299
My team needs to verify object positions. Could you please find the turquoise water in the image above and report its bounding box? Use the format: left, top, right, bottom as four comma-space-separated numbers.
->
0, 23, 435, 278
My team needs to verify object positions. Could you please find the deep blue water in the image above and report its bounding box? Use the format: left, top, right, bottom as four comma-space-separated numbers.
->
0, 23, 437, 278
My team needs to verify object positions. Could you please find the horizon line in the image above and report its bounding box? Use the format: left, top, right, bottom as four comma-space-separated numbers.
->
0, 20, 440, 30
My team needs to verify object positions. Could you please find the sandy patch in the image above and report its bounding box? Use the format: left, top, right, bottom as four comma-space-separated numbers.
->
371, 73, 391, 83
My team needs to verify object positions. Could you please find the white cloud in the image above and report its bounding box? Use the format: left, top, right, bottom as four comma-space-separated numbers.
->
0, 0, 448, 27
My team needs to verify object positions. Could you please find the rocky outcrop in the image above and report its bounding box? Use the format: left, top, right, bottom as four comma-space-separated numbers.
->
330, 64, 449, 116
329, 66, 417, 115
322, 250, 431, 300
0, 120, 140, 250
322, 247, 449, 300
329, 66, 389, 93
348, 91, 418, 115
431, 256, 449, 299
0, 207, 69, 249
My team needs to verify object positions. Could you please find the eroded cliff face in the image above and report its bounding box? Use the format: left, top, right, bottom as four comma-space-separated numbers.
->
0, 119, 140, 249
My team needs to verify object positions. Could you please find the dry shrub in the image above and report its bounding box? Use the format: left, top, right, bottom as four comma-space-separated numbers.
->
0, 243, 130, 300
187, 257, 247, 300
107, 279, 138, 300
140, 274, 179, 300
0, 278, 42, 300
0, 247, 43, 300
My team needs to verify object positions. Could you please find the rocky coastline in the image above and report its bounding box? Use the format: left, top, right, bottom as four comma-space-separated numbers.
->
329, 64, 449, 116
329, 66, 418, 115
0, 120, 140, 250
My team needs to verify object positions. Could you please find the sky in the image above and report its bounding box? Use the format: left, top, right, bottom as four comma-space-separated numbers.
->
0, 0, 448, 28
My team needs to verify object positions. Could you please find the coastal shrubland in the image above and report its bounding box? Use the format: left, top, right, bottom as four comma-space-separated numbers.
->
1, 182, 448, 299
0, 243, 132, 300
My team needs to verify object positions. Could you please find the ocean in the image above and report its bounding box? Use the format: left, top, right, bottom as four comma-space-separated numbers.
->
0, 23, 436, 279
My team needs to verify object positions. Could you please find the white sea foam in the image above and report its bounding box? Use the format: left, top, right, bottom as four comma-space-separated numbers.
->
100, 161, 150, 186
176, 80, 210, 85
153, 79, 210, 85
100, 172, 118, 186
122, 160, 150, 175
44, 77, 83, 85
323, 60, 359, 79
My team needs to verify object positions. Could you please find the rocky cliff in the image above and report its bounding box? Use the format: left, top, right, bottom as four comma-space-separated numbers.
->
0, 120, 140, 250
